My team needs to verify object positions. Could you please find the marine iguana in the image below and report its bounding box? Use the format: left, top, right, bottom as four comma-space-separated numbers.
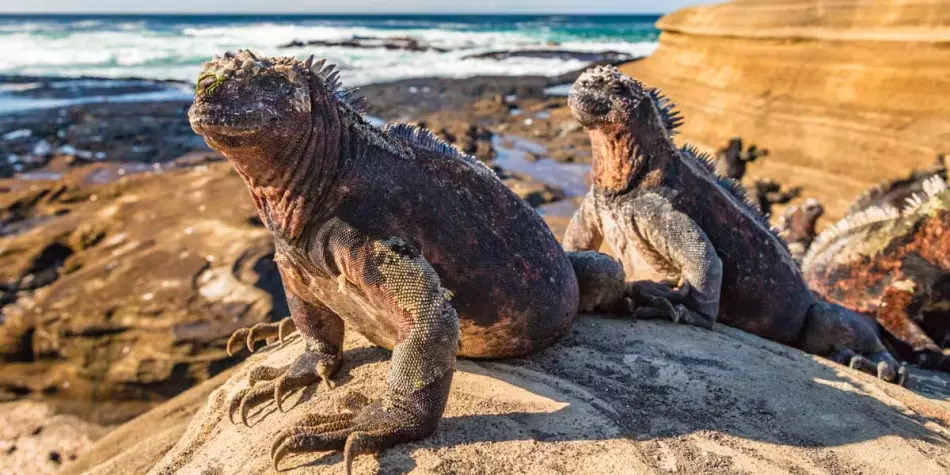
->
749, 177, 802, 217
714, 137, 801, 216
564, 65, 905, 384
715, 137, 768, 181
776, 198, 824, 264
803, 176, 950, 371
188, 50, 677, 472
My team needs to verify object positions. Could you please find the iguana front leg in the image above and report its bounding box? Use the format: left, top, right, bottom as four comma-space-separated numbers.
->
271, 234, 459, 472
630, 193, 723, 328
565, 194, 681, 319
563, 192, 604, 252
228, 282, 345, 425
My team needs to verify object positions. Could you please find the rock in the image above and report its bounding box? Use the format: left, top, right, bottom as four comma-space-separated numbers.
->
621, 0, 950, 221
0, 97, 210, 178
462, 50, 636, 63
66, 318, 950, 475
56, 369, 235, 475
0, 162, 285, 424
278, 36, 449, 53
497, 170, 567, 208
0, 400, 108, 475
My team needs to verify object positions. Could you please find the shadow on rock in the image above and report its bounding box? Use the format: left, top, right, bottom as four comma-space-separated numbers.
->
67, 317, 950, 475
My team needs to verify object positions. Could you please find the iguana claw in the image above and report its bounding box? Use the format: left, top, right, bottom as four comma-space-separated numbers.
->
830, 348, 908, 385
225, 317, 297, 356
628, 280, 690, 323
227, 350, 339, 425
270, 371, 452, 473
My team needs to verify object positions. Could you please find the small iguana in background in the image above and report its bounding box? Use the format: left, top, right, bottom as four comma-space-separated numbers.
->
188, 50, 678, 472
749, 177, 802, 217
714, 137, 801, 216
564, 65, 906, 384
803, 175, 950, 371
776, 198, 824, 264
715, 137, 768, 181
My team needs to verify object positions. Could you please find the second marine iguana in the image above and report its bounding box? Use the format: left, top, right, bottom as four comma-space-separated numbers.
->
563, 65, 906, 384
803, 176, 950, 371
188, 50, 676, 472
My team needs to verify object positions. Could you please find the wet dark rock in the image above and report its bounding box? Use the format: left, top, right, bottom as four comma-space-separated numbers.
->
463, 49, 636, 63
279, 35, 450, 52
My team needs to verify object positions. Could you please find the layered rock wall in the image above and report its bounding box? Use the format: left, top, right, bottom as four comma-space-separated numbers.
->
622, 0, 950, 219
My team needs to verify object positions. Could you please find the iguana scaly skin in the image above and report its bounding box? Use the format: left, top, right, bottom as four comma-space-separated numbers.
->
776, 198, 824, 265
845, 154, 947, 216
188, 51, 672, 472
803, 176, 950, 370
564, 65, 906, 384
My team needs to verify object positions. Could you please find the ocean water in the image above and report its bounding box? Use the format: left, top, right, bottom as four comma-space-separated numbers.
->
0, 14, 659, 86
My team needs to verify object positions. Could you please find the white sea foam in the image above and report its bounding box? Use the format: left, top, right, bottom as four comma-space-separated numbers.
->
0, 19, 657, 86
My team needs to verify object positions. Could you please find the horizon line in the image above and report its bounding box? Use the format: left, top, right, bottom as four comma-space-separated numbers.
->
0, 11, 666, 16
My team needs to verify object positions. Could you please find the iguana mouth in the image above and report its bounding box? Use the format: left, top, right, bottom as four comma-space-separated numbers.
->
568, 90, 611, 127
568, 65, 642, 127
188, 103, 271, 137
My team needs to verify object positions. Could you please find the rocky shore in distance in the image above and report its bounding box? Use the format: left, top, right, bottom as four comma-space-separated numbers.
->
276, 34, 641, 65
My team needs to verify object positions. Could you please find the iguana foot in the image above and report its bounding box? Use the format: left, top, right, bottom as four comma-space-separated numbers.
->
628, 280, 683, 321
228, 349, 340, 425
830, 349, 909, 386
271, 370, 453, 473
628, 281, 714, 328
803, 301, 908, 385
672, 304, 716, 329
226, 317, 296, 356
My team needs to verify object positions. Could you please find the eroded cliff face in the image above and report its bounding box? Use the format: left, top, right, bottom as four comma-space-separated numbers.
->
622, 0, 950, 220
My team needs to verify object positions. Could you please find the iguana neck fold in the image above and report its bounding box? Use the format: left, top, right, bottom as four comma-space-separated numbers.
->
228, 80, 356, 242
590, 104, 679, 194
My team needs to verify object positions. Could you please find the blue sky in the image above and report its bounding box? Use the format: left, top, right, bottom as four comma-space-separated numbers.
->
1, 0, 718, 14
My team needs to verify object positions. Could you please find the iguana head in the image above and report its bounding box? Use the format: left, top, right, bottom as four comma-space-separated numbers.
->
569, 65, 682, 133
189, 49, 360, 156
188, 50, 361, 239
568, 65, 683, 191
191, 50, 308, 148
569, 65, 645, 127
780, 198, 824, 243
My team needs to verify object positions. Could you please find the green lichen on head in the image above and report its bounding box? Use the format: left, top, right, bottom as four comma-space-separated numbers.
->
195, 72, 227, 96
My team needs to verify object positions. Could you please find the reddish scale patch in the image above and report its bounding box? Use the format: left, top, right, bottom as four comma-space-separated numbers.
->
589, 128, 640, 192
808, 209, 950, 363
877, 286, 936, 353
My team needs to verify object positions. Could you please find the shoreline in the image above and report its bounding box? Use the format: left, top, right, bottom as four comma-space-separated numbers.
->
0, 63, 608, 184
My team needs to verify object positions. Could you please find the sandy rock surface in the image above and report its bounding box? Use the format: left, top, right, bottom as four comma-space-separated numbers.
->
0, 400, 108, 475
622, 0, 950, 222
65, 317, 950, 475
